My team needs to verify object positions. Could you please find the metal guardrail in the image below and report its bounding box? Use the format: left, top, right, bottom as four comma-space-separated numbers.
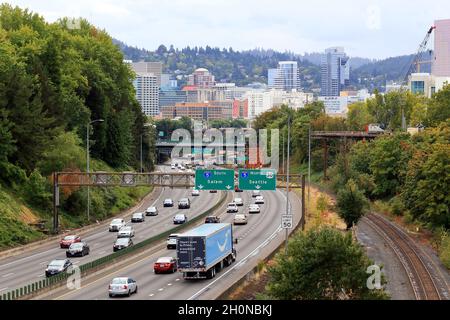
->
0, 191, 228, 300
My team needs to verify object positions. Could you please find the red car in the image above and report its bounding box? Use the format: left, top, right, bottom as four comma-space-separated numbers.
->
60, 235, 81, 248
154, 257, 177, 274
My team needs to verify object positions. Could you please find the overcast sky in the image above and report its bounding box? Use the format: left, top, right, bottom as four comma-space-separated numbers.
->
3, 0, 449, 59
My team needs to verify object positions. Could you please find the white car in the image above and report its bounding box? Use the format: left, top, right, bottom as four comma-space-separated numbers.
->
248, 204, 261, 214
166, 234, 180, 249
108, 277, 138, 298
252, 190, 261, 198
234, 198, 243, 206
117, 226, 135, 238
171, 164, 176, 169
191, 189, 200, 196
255, 195, 265, 204
131, 212, 145, 223
226, 203, 238, 213
145, 206, 158, 216
109, 219, 126, 232
234, 214, 248, 225
163, 199, 174, 207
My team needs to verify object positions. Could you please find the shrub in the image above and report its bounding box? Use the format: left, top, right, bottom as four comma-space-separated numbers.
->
265, 227, 388, 300
336, 180, 369, 229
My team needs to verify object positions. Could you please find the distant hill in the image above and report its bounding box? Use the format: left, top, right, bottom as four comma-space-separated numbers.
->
351, 52, 432, 91
115, 40, 428, 92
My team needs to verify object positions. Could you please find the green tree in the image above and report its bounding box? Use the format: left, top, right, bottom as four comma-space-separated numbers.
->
266, 227, 388, 300
369, 133, 412, 197
336, 179, 369, 229
426, 83, 450, 127
347, 102, 374, 131
402, 139, 450, 228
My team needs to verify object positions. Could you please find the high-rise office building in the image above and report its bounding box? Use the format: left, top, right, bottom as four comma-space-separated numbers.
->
320, 47, 350, 96
268, 61, 300, 91
433, 19, 450, 77
133, 73, 159, 116
132, 62, 163, 86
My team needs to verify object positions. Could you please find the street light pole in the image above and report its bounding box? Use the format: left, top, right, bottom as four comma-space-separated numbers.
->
308, 125, 311, 217
285, 114, 291, 255
87, 119, 104, 222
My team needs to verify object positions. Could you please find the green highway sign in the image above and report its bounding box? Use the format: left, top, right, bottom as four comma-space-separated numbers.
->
195, 169, 235, 191
238, 169, 277, 191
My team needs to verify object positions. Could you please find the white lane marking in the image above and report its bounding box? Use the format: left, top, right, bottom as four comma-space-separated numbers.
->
0, 287, 8, 292
158, 288, 164, 292
1, 273, 14, 278
175, 278, 180, 282
188, 189, 289, 300
149, 293, 154, 297
0, 175, 167, 271
39, 261, 48, 265
167, 283, 172, 286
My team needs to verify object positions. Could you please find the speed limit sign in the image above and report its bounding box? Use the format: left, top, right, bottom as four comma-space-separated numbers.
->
281, 215, 293, 229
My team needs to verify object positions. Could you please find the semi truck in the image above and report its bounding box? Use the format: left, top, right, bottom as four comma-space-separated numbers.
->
176, 223, 236, 279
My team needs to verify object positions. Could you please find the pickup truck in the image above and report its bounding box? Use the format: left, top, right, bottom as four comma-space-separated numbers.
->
177, 223, 236, 279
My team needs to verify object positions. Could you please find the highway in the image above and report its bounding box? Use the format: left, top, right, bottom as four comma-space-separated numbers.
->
40, 187, 302, 300
0, 165, 221, 294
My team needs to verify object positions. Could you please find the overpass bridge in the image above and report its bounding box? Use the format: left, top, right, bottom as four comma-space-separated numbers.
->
310, 131, 386, 179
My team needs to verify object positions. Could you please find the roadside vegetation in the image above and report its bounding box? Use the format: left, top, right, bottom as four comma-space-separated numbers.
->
0, 5, 155, 249
248, 85, 450, 296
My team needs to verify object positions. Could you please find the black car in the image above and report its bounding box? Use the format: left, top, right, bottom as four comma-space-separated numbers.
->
66, 242, 90, 257
178, 198, 191, 209
113, 238, 133, 252
163, 199, 174, 207
205, 216, 220, 223
45, 259, 72, 277
209, 190, 218, 193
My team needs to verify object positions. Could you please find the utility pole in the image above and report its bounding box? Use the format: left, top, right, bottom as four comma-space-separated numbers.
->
285, 114, 291, 255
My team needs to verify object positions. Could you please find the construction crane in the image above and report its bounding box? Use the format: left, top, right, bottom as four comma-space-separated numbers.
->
402, 25, 435, 85
399, 25, 435, 129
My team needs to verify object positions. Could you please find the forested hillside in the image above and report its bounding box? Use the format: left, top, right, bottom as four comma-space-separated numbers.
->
115, 40, 419, 92
0, 4, 154, 248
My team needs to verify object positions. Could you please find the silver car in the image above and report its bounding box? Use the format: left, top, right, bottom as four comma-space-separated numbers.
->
145, 206, 158, 216
109, 218, 126, 232
108, 277, 138, 297
131, 212, 145, 223
117, 226, 135, 238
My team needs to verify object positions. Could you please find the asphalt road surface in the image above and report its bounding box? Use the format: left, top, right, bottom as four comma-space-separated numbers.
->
43, 187, 302, 300
0, 165, 221, 294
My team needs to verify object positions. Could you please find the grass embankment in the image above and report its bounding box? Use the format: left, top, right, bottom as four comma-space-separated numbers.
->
0, 158, 152, 250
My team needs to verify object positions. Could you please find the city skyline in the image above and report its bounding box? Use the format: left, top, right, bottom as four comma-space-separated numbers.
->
3, 0, 450, 59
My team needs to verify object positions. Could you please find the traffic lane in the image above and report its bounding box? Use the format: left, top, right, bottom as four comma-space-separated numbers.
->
163, 189, 285, 300
0, 187, 218, 291
0, 163, 171, 267
51, 189, 282, 300
47, 191, 234, 300
0, 187, 181, 289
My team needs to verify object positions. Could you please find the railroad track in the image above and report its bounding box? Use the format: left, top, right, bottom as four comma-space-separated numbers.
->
364, 213, 445, 300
